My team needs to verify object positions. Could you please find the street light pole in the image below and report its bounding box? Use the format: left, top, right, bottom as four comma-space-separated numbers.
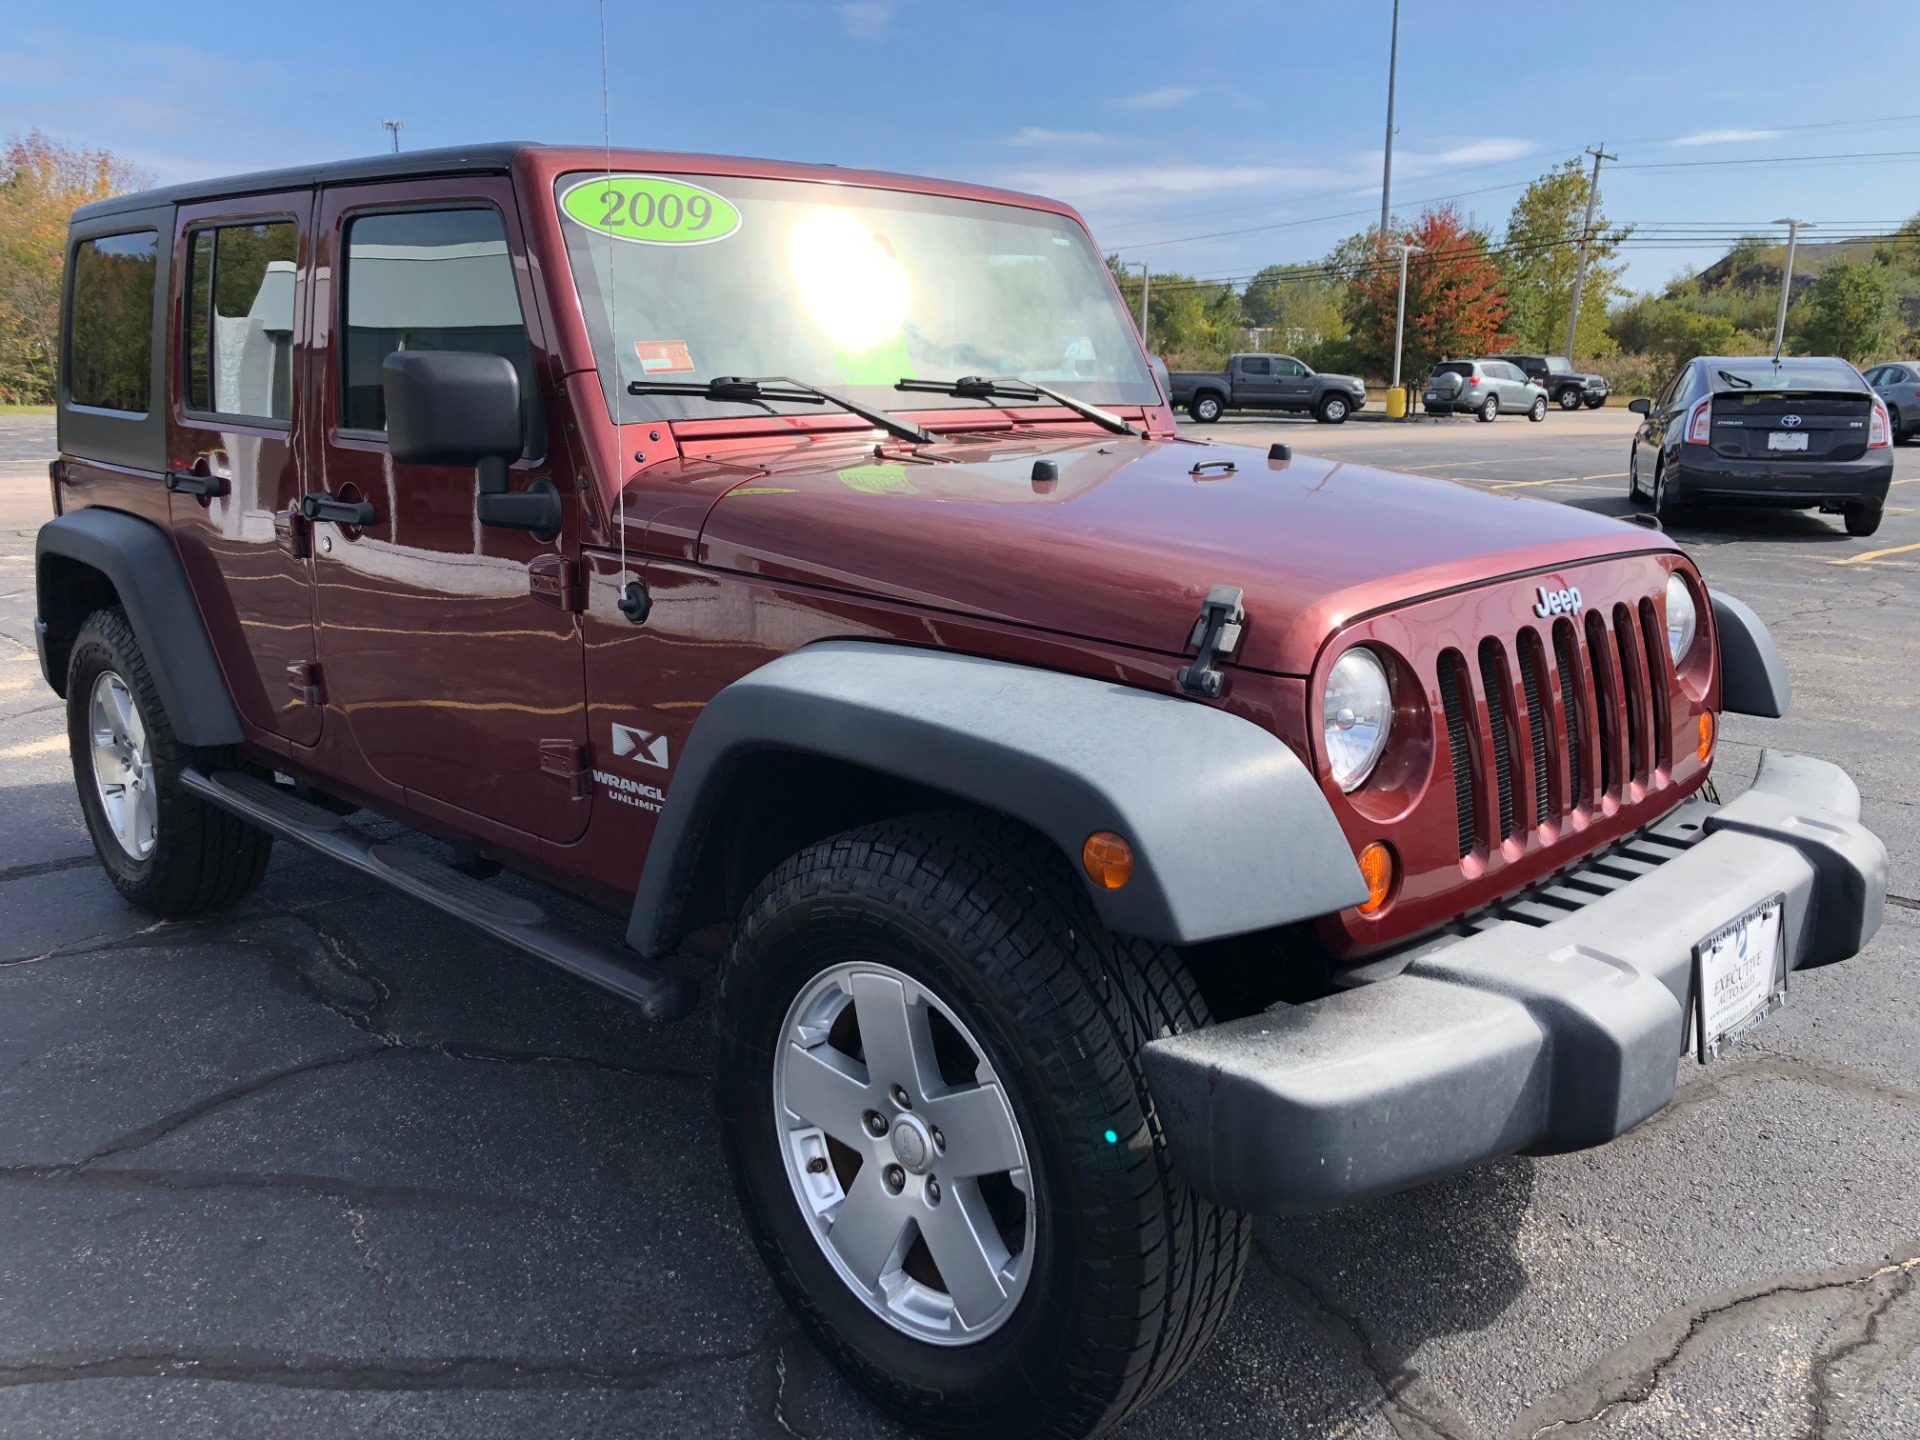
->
1389, 242, 1423, 393
381, 119, 404, 154
1771, 218, 1814, 358
1122, 261, 1151, 352
1379, 0, 1400, 239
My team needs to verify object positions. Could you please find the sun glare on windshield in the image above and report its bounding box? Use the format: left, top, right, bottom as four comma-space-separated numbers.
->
787, 209, 911, 355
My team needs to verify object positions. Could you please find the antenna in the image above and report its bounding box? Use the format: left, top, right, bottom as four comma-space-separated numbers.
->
381, 119, 403, 154
599, 0, 628, 581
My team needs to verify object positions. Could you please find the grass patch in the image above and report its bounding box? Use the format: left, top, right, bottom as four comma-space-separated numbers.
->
0, 405, 55, 416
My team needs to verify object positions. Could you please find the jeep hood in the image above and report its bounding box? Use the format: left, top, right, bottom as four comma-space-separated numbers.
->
693, 435, 1674, 676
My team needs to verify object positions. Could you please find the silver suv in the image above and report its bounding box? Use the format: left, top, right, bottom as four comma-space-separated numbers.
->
1423, 359, 1548, 422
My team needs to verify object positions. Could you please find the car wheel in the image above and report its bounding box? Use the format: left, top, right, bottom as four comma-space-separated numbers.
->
1477, 395, 1499, 423
715, 813, 1248, 1440
1652, 460, 1680, 522
1557, 388, 1582, 411
1188, 394, 1223, 424
1529, 396, 1548, 422
1584, 396, 1607, 410
1844, 501, 1884, 537
1888, 406, 1904, 444
65, 607, 272, 918
1316, 394, 1349, 424
1627, 444, 1651, 504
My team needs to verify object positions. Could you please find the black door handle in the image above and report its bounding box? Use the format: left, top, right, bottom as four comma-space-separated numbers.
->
300, 493, 376, 526
165, 469, 227, 497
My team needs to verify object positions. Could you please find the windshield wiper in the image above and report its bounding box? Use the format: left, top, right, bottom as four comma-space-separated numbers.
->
627, 375, 937, 447
894, 376, 1140, 437
1716, 369, 1755, 389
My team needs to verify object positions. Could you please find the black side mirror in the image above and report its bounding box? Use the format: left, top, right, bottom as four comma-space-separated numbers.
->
1628, 397, 1652, 415
382, 351, 561, 542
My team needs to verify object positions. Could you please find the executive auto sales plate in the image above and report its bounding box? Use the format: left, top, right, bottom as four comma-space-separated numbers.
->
1692, 895, 1786, 1062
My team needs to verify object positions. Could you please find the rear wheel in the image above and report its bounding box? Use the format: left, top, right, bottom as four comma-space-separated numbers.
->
66, 608, 272, 918
1316, 393, 1349, 424
1557, 387, 1582, 411
715, 813, 1248, 1440
1844, 501, 1884, 537
1477, 395, 1500, 423
1188, 393, 1223, 424
1528, 396, 1549, 422
1888, 406, 1905, 444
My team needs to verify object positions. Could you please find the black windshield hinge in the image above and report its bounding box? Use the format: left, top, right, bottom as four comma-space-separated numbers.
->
1176, 585, 1245, 699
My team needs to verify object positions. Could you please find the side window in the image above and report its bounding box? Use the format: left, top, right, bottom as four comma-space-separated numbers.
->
341, 207, 543, 456
1679, 365, 1709, 406
68, 231, 159, 412
1656, 367, 1684, 407
1239, 356, 1272, 377
1275, 358, 1306, 377
184, 222, 298, 422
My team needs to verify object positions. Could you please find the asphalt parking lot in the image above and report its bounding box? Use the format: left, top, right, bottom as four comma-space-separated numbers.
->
1, 407, 1916, 1439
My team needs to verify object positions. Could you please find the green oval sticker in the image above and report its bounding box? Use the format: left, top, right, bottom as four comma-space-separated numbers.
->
560, 175, 741, 246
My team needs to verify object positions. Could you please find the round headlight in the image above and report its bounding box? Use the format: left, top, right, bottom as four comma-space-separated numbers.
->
1665, 574, 1697, 665
1323, 648, 1393, 792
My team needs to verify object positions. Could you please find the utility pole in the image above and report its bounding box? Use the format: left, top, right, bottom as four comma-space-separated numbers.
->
1563, 143, 1617, 360
1389, 242, 1423, 393
1122, 261, 1151, 351
1771, 218, 1814, 358
1379, 0, 1400, 239
382, 119, 404, 154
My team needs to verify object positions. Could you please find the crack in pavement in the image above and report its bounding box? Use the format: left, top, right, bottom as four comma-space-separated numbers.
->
1510, 1248, 1920, 1439
1253, 1235, 1481, 1440
344, 1205, 400, 1357
1626, 1051, 1920, 1142
1805, 1254, 1917, 1440
0, 1163, 562, 1218
0, 855, 97, 886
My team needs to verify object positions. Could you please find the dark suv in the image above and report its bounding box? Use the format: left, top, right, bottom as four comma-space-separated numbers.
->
35, 143, 1887, 1440
1494, 353, 1612, 410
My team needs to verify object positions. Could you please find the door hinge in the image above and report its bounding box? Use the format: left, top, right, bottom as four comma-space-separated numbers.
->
274, 507, 311, 559
1176, 585, 1245, 699
539, 739, 589, 798
287, 660, 325, 706
528, 554, 581, 612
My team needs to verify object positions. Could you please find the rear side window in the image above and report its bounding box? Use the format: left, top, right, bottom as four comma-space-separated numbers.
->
184, 222, 298, 422
340, 207, 542, 455
1239, 356, 1271, 376
68, 232, 159, 412
1432, 362, 1472, 378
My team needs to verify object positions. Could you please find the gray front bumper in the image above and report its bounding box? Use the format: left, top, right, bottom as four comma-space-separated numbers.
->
1142, 750, 1887, 1215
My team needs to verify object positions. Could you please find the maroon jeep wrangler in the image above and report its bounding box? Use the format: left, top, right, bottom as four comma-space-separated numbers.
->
37, 144, 1886, 1438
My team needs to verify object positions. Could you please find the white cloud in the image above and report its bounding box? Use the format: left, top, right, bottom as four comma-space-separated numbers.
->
1670, 127, 1781, 148
1115, 87, 1199, 111
835, 1, 895, 37
1006, 127, 1117, 148
1428, 138, 1534, 166
1001, 163, 1323, 203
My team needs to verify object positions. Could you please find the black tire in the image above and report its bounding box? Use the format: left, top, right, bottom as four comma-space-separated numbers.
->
1652, 459, 1680, 522
1888, 406, 1904, 444
66, 607, 272, 918
1528, 396, 1549, 422
1187, 393, 1223, 424
1315, 393, 1350, 424
1476, 395, 1500, 423
1844, 502, 1883, 537
1557, 387, 1582, 410
1627, 444, 1651, 505
1584, 395, 1607, 410
715, 813, 1248, 1440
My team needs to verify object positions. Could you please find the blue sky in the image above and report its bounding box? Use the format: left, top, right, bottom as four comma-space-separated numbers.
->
7, 0, 1920, 295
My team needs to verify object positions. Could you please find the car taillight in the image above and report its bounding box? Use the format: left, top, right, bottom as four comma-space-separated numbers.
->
1467, 375, 1481, 386
1685, 397, 1712, 444
1869, 400, 1891, 448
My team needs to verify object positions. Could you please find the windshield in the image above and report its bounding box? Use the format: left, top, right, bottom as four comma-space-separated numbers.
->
1714, 360, 1863, 391
557, 171, 1157, 423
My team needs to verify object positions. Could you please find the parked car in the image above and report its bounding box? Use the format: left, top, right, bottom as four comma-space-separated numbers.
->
38, 143, 1886, 1440
1422, 359, 1549, 421
1167, 352, 1366, 424
1492, 353, 1612, 410
1627, 355, 1894, 535
1861, 360, 1920, 442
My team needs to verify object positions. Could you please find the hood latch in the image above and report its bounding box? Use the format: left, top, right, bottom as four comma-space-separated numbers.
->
1177, 585, 1245, 699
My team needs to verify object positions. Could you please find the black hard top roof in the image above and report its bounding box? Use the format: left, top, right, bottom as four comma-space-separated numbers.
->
71, 142, 538, 223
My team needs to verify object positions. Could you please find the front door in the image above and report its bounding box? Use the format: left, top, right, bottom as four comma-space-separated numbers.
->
1272, 356, 1314, 406
166, 191, 322, 745
308, 179, 591, 844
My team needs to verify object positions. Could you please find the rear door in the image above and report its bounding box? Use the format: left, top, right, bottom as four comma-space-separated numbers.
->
1232, 355, 1279, 407
166, 191, 322, 745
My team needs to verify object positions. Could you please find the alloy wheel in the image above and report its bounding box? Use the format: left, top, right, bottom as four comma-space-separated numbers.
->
773, 962, 1035, 1346
88, 671, 156, 860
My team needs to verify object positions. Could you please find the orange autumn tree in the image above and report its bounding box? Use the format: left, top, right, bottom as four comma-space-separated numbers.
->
0, 133, 152, 403
1340, 205, 1513, 379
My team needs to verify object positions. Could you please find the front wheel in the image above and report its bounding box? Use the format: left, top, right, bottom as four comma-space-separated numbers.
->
1316, 393, 1350, 424
1529, 396, 1549, 422
1845, 501, 1884, 537
1188, 393, 1223, 424
1627, 444, 1651, 504
1584, 395, 1608, 410
1652, 459, 1680, 522
1557, 387, 1582, 411
715, 814, 1247, 1440
1477, 395, 1500, 423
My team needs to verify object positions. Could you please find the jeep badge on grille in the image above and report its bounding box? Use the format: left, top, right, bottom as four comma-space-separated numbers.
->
1534, 585, 1583, 618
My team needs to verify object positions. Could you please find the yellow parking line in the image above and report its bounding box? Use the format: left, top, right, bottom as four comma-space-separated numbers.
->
1489, 472, 1629, 490
1405, 456, 1554, 471
1890, 477, 1920, 485
1829, 541, 1920, 566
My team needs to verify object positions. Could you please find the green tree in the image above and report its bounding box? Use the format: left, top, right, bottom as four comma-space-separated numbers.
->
1795, 256, 1899, 362
1241, 265, 1348, 355
1608, 292, 1741, 369
1500, 158, 1627, 358
1108, 258, 1243, 368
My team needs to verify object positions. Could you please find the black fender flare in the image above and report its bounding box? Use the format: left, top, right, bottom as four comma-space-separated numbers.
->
35, 508, 244, 747
1710, 591, 1790, 719
626, 642, 1369, 958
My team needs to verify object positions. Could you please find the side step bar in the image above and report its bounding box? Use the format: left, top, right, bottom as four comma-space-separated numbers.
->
181, 768, 700, 1022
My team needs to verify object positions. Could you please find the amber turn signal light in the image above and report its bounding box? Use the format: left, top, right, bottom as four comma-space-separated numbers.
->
1082, 832, 1134, 890
1697, 711, 1715, 763
1356, 841, 1395, 915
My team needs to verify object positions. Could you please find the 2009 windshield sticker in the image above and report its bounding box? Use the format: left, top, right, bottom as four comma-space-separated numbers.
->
560, 175, 742, 245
